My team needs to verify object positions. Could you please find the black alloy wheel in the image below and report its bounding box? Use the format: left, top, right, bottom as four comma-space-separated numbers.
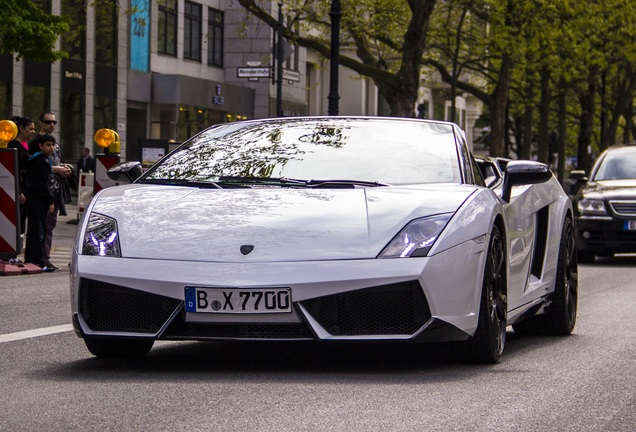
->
466, 225, 507, 364
513, 217, 578, 335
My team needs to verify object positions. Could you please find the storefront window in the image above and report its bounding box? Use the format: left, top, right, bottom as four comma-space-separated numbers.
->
0, 53, 11, 119
177, 105, 208, 141
0, 82, 10, 120
60, 92, 85, 162
94, 96, 116, 131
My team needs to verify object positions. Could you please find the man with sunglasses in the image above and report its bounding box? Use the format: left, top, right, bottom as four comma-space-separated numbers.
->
28, 111, 72, 271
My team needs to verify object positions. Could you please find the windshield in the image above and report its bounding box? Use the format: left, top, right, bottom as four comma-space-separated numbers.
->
594, 149, 636, 180
142, 118, 462, 185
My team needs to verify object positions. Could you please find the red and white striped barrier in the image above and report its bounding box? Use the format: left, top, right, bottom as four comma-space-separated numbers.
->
77, 171, 94, 219
0, 149, 20, 259
94, 155, 120, 194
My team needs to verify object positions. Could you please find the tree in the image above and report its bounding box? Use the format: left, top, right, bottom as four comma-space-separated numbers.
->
0, 0, 69, 62
237, 0, 438, 117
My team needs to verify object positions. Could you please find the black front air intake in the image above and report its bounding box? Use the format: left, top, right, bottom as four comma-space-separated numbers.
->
79, 278, 181, 334
300, 281, 430, 336
162, 322, 313, 339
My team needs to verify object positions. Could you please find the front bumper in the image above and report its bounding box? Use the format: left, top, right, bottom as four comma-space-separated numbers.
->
70, 240, 487, 343
575, 215, 636, 253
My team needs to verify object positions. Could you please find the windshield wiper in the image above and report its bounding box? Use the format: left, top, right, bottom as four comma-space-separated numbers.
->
137, 178, 223, 189
148, 176, 391, 189
306, 179, 389, 188
218, 176, 308, 187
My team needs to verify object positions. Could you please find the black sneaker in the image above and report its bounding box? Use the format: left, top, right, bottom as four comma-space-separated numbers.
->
44, 262, 61, 270
42, 266, 56, 272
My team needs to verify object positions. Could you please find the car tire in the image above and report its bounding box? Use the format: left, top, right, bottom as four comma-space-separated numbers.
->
513, 217, 578, 335
466, 225, 507, 364
84, 338, 154, 359
577, 250, 595, 264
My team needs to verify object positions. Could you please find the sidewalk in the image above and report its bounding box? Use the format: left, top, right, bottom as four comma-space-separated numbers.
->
16, 201, 80, 269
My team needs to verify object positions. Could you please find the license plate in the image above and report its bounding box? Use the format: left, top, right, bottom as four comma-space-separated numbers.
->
625, 220, 636, 230
184, 286, 291, 313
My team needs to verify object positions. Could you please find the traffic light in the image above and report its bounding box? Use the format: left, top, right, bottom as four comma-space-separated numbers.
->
94, 128, 120, 154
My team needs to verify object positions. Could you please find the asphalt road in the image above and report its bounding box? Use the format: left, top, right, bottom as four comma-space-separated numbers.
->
0, 252, 635, 431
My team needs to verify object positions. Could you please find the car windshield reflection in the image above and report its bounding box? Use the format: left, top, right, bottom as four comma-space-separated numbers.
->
142, 118, 462, 185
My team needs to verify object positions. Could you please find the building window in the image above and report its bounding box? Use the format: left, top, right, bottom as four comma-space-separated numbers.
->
95, 0, 118, 66
94, 96, 116, 132
158, 0, 177, 56
207, 8, 223, 67
184, 1, 202, 61
61, 0, 87, 60
60, 92, 86, 163
23, 86, 50, 121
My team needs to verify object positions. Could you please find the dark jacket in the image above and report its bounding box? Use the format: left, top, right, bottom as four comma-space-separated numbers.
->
25, 152, 55, 206
7, 139, 30, 194
77, 155, 96, 173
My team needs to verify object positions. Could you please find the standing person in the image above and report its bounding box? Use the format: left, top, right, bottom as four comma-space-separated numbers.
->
29, 111, 71, 270
24, 134, 57, 271
8, 116, 36, 236
77, 146, 95, 173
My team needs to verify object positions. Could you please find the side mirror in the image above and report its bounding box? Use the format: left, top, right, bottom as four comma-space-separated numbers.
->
569, 170, 588, 182
107, 161, 143, 184
501, 160, 552, 203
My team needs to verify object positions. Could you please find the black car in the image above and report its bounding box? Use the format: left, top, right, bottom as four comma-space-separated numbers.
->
571, 145, 636, 263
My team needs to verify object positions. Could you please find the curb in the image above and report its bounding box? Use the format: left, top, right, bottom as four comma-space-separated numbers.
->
0, 261, 44, 276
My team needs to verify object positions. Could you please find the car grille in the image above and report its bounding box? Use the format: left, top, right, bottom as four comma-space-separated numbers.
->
616, 231, 636, 243
300, 281, 430, 336
79, 278, 181, 334
610, 201, 636, 216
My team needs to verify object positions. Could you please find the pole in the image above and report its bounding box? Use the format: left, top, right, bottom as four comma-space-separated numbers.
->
276, 2, 284, 117
328, 0, 341, 116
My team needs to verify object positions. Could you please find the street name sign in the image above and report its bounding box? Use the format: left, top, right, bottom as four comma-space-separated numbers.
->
237, 67, 272, 78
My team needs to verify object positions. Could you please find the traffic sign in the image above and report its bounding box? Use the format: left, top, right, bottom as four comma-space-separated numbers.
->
283, 69, 301, 82
237, 67, 272, 78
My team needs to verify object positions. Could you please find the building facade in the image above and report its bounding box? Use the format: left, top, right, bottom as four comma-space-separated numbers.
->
0, 0, 482, 165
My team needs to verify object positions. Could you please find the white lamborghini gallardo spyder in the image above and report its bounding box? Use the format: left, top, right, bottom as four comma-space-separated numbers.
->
70, 117, 577, 363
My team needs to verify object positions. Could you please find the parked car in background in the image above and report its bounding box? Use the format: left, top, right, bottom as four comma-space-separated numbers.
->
71, 117, 577, 364
571, 145, 636, 263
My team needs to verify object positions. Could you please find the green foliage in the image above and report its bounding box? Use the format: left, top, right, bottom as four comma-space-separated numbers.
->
0, 0, 70, 61
237, 0, 438, 116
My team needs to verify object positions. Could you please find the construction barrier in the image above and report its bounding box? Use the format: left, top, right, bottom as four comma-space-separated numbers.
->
94, 155, 120, 194
77, 171, 94, 220
0, 148, 20, 260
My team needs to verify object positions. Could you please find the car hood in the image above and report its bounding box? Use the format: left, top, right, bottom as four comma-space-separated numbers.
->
87, 184, 476, 262
581, 180, 636, 200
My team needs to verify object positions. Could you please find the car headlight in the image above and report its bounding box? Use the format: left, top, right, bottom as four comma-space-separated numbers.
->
82, 213, 121, 256
577, 198, 607, 215
379, 214, 452, 258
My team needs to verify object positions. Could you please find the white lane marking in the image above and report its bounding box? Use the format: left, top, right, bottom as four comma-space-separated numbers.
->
0, 324, 73, 343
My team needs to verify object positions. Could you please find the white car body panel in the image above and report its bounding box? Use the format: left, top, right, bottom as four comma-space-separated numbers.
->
86, 184, 477, 262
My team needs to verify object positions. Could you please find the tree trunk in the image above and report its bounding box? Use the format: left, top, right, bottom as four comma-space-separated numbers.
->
606, 67, 636, 147
576, 73, 597, 172
537, 65, 551, 164
624, 101, 634, 144
521, 101, 533, 160
489, 54, 513, 157
557, 82, 568, 184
